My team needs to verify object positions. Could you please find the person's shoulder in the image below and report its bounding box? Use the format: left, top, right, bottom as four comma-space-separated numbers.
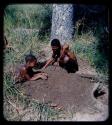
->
67, 49, 76, 58
62, 43, 69, 49
14, 64, 26, 78
68, 50, 74, 55
19, 64, 27, 72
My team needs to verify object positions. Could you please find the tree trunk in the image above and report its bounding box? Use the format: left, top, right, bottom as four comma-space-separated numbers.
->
51, 4, 74, 45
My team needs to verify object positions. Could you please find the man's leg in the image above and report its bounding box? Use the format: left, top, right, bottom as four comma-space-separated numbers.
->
65, 59, 78, 73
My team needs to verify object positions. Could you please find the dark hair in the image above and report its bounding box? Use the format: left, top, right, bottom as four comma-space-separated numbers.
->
51, 39, 61, 47
25, 54, 36, 63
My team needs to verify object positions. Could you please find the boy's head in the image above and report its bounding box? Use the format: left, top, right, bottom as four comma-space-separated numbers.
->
51, 39, 61, 52
25, 54, 37, 67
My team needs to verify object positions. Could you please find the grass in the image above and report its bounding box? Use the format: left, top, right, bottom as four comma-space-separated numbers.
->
72, 31, 109, 76
3, 4, 59, 121
4, 28, 109, 121
3, 33, 59, 121
4, 71, 60, 121
4, 30, 109, 121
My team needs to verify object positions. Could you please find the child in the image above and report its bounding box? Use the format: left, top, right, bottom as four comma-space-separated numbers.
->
43, 39, 78, 73
15, 54, 48, 83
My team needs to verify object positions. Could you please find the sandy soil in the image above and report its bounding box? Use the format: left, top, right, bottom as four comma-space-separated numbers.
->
14, 45, 108, 121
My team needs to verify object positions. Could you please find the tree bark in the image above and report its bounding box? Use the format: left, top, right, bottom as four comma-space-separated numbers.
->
51, 4, 74, 45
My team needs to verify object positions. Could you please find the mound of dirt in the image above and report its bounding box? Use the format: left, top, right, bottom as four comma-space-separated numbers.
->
16, 63, 108, 121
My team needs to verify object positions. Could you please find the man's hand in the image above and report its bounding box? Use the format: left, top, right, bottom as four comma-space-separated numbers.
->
37, 72, 48, 80
30, 73, 48, 80
42, 58, 54, 69
40, 72, 48, 77
39, 74, 48, 80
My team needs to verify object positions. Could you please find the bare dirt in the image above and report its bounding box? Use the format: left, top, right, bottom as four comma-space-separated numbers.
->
15, 45, 108, 121
16, 59, 108, 121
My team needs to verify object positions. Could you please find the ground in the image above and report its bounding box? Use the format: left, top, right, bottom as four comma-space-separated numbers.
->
15, 44, 108, 121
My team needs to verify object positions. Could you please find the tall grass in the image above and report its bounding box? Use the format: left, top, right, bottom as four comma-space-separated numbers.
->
3, 72, 59, 121
4, 4, 52, 38
73, 6, 109, 76
72, 30, 109, 76
4, 4, 52, 65
3, 4, 61, 121
3, 34, 59, 121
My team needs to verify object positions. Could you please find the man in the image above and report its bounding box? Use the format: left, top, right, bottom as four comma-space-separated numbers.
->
43, 39, 78, 73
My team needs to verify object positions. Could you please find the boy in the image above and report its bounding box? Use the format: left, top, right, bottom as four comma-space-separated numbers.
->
15, 54, 48, 83
43, 39, 78, 73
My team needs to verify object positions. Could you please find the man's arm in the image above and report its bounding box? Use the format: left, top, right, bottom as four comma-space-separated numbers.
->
29, 74, 46, 80
25, 72, 47, 81
20, 68, 31, 80
19, 67, 47, 81
42, 58, 55, 69
60, 43, 69, 59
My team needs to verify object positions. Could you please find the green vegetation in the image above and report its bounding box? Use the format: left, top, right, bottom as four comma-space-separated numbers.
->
4, 4, 52, 39
73, 5, 109, 75
4, 4, 52, 67
73, 18, 109, 75
4, 72, 59, 121
4, 4, 60, 121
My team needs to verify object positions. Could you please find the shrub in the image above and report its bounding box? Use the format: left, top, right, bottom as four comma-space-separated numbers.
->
73, 30, 109, 75
4, 4, 52, 39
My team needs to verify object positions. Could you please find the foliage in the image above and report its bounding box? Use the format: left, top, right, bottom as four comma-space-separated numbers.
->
3, 4, 61, 121
4, 4, 52, 39
73, 29, 109, 75
4, 72, 59, 121
73, 5, 108, 75
3, 24, 54, 120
